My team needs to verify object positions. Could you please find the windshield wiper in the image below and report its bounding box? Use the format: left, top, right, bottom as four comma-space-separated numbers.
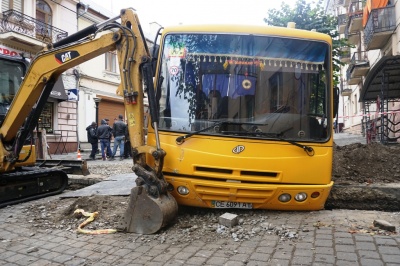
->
175, 121, 267, 144
176, 121, 226, 144
282, 139, 314, 156
220, 130, 314, 156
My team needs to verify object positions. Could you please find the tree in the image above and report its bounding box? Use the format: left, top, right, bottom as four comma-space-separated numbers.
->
264, 0, 347, 87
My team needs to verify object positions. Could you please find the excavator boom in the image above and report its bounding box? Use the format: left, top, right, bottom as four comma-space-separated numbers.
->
0, 8, 177, 232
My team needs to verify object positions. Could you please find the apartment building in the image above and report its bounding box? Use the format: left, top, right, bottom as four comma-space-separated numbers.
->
327, 0, 399, 144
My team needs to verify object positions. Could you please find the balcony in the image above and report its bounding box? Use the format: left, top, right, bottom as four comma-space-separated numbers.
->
346, 66, 362, 85
345, 27, 359, 45
0, 10, 68, 47
338, 14, 348, 34
364, 6, 396, 51
349, 51, 370, 77
339, 46, 351, 63
347, 1, 364, 33
341, 84, 352, 96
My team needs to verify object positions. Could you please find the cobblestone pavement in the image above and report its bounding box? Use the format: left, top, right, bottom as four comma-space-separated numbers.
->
0, 195, 399, 266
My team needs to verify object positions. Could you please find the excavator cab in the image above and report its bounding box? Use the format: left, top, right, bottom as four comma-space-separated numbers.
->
0, 54, 26, 126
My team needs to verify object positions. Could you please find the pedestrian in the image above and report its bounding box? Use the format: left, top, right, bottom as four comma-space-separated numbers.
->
111, 114, 127, 160
96, 119, 113, 161
124, 125, 132, 159
86, 121, 98, 160
104, 118, 112, 157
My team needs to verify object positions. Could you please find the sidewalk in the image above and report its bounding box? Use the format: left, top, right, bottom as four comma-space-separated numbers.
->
333, 132, 366, 146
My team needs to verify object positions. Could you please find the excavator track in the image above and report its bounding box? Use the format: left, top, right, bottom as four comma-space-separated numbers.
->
0, 168, 68, 208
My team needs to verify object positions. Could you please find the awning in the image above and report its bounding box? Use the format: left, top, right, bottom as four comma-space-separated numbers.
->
50, 77, 68, 102
360, 55, 400, 102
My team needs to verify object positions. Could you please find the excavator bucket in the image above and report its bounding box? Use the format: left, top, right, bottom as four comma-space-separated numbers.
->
118, 186, 178, 234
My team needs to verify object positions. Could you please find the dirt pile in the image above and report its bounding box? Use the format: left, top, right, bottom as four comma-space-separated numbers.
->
332, 142, 400, 184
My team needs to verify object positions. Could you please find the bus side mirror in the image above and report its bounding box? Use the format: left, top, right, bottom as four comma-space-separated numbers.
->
333, 87, 339, 118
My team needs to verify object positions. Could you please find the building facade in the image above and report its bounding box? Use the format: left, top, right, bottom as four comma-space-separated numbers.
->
1, 0, 157, 157
327, 0, 400, 144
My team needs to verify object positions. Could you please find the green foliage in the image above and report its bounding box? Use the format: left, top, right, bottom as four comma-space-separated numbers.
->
264, 0, 346, 87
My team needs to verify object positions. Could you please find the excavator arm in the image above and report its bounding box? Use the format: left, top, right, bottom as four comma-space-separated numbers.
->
0, 8, 177, 232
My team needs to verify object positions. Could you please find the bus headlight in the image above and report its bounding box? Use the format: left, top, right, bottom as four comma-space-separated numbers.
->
177, 186, 189, 195
278, 193, 291, 202
295, 192, 307, 202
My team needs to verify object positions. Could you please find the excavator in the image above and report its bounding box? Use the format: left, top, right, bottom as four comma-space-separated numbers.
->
0, 8, 177, 234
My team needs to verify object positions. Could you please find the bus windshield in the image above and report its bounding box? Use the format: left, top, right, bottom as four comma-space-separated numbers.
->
157, 33, 331, 142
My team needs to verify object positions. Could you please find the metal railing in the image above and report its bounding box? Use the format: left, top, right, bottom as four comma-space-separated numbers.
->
338, 13, 348, 26
348, 1, 364, 14
340, 81, 352, 96
364, 6, 396, 48
0, 9, 68, 44
346, 64, 358, 81
350, 51, 369, 65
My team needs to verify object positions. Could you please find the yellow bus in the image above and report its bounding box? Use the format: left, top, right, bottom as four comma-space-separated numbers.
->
149, 23, 337, 211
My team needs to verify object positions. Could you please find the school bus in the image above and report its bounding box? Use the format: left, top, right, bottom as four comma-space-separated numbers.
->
148, 23, 337, 210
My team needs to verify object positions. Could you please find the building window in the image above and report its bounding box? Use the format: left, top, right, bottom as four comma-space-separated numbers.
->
36, 0, 52, 41
1, 0, 23, 12
38, 102, 54, 134
105, 52, 117, 72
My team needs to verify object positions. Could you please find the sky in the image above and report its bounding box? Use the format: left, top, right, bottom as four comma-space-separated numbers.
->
96, 0, 299, 28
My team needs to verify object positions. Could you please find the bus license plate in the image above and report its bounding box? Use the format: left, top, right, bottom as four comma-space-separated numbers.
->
211, 201, 252, 209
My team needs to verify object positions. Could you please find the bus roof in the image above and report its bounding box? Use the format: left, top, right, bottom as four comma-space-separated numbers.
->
162, 24, 332, 45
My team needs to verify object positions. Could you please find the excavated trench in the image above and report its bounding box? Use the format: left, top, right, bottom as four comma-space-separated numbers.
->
326, 184, 400, 212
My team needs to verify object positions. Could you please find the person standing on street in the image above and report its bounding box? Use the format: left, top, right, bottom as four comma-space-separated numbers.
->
112, 114, 127, 160
124, 122, 132, 159
86, 121, 98, 160
97, 119, 113, 161
104, 118, 112, 158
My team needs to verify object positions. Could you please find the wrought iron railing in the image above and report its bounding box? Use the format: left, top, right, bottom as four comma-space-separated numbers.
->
338, 13, 348, 27
348, 1, 364, 16
0, 9, 68, 44
346, 64, 356, 80
364, 6, 396, 48
340, 81, 352, 96
350, 51, 369, 65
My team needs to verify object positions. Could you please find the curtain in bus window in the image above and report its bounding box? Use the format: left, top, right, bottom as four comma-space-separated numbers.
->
202, 74, 229, 96
184, 61, 196, 88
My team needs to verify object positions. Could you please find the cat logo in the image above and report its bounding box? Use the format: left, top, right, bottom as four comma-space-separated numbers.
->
232, 145, 245, 154
55, 51, 80, 64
